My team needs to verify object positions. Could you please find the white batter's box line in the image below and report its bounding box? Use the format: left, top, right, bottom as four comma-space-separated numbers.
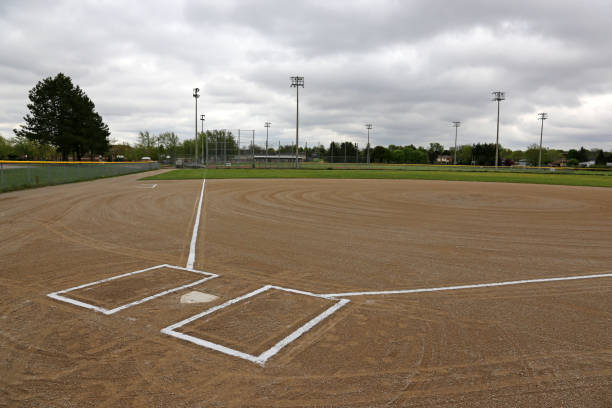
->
47, 264, 219, 315
161, 285, 350, 366
321, 273, 612, 298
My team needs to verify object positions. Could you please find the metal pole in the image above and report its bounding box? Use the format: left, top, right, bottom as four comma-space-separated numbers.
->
452, 121, 460, 165
252, 130, 255, 167
291, 76, 304, 169
367, 128, 370, 164
454, 126, 458, 165
193, 88, 199, 164
265, 122, 271, 168
539, 119, 543, 167
200, 114, 205, 167
238, 129, 241, 166
538, 113, 547, 168
296, 85, 299, 168
495, 99, 500, 168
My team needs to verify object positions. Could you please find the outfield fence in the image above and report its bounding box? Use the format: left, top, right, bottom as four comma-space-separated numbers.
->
0, 161, 159, 193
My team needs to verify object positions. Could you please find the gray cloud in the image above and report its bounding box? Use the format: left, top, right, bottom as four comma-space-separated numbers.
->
1, 0, 611, 150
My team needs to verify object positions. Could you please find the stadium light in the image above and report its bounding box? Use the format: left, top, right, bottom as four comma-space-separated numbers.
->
492, 91, 505, 168
290, 76, 304, 168
200, 114, 206, 166
265, 122, 271, 167
193, 88, 200, 163
452, 121, 460, 165
538, 112, 548, 167
365, 124, 372, 165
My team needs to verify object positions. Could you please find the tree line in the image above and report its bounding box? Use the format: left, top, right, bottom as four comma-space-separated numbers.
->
4, 73, 610, 167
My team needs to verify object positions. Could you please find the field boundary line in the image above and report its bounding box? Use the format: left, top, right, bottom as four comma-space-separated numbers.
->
47, 264, 218, 315
186, 179, 206, 269
322, 273, 612, 298
161, 285, 350, 366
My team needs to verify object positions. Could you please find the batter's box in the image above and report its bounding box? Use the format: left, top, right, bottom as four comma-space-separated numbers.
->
161, 285, 350, 366
47, 264, 218, 315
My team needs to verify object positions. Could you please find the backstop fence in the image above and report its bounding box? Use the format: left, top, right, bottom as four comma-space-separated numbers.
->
0, 161, 159, 193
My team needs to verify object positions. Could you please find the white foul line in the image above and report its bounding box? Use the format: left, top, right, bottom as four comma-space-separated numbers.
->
186, 179, 206, 269
161, 285, 350, 366
322, 273, 612, 298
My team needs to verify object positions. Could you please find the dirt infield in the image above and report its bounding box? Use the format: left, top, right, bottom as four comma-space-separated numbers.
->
1, 172, 611, 407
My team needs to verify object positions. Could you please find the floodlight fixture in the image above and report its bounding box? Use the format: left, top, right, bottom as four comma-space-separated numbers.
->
291, 76, 304, 168
365, 124, 372, 165
452, 121, 461, 165
538, 112, 548, 168
491, 91, 506, 168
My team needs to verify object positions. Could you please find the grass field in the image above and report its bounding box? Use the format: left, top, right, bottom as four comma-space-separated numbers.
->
144, 168, 612, 187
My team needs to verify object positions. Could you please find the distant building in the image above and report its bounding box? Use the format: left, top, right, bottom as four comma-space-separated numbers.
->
436, 155, 452, 164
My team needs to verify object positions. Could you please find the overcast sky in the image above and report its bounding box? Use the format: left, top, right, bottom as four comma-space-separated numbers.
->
1, 0, 611, 150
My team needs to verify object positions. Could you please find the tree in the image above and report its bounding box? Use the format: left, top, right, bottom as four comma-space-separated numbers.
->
14, 73, 110, 160
371, 145, 391, 163
427, 142, 444, 163
456, 145, 473, 165
472, 143, 497, 165
595, 149, 606, 166
0, 135, 11, 159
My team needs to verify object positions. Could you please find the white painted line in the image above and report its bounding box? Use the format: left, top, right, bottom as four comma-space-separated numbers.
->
322, 273, 612, 298
257, 299, 350, 364
161, 285, 350, 366
137, 184, 157, 189
186, 179, 206, 269
47, 264, 218, 315
163, 285, 273, 332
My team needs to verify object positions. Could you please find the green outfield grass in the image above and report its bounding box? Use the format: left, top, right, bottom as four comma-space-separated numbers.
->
142, 168, 612, 188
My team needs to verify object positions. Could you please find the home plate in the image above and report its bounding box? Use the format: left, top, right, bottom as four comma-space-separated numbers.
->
180, 291, 219, 304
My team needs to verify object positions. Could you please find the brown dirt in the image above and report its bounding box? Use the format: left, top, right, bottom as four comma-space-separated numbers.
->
177, 288, 336, 356
67, 266, 203, 310
1, 172, 611, 407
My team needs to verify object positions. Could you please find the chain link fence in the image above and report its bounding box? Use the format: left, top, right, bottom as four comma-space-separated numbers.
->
0, 161, 159, 193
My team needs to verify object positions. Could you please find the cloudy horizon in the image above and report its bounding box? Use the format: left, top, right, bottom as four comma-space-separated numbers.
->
1, 0, 611, 151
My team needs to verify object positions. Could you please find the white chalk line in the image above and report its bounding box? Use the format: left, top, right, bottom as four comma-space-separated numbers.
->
161, 285, 350, 366
137, 183, 157, 189
322, 273, 612, 298
47, 264, 218, 315
186, 179, 206, 269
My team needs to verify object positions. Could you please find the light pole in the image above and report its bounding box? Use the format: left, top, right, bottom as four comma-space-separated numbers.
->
492, 91, 505, 168
200, 114, 205, 167
193, 88, 200, 164
290, 76, 304, 168
365, 124, 372, 165
538, 112, 548, 167
265, 122, 271, 168
452, 121, 460, 165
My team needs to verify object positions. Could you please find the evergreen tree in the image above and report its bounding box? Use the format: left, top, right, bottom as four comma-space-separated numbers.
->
14, 73, 110, 160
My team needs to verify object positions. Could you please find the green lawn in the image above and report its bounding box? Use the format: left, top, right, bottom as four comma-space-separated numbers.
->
142, 168, 612, 188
